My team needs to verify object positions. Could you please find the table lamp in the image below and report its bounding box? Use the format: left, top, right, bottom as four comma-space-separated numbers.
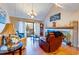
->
0, 23, 16, 46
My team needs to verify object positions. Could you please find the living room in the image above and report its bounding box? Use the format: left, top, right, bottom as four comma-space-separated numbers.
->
0, 3, 79, 55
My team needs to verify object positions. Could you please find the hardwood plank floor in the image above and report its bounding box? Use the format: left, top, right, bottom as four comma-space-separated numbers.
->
26, 37, 46, 55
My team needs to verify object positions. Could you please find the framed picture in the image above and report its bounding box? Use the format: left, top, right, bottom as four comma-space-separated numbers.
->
50, 13, 61, 22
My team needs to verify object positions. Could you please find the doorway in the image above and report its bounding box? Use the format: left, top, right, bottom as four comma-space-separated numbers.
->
25, 22, 40, 38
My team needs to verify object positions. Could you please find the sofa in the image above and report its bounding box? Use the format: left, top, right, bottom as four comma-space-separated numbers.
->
39, 31, 64, 53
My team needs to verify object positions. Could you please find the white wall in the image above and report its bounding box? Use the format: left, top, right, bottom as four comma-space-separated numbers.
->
45, 11, 78, 27
78, 22, 79, 47
74, 11, 79, 48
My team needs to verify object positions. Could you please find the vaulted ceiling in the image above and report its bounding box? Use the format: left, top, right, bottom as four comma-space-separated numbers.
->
0, 3, 79, 21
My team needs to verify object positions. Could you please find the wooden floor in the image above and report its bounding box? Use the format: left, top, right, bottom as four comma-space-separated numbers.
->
25, 37, 46, 55
22, 37, 79, 55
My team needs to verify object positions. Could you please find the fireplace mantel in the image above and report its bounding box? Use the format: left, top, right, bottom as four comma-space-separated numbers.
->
46, 27, 74, 29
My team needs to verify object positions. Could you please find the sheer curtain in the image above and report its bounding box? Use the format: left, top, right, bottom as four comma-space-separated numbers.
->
34, 23, 40, 37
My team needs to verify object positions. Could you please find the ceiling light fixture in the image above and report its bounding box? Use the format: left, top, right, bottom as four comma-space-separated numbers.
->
27, 3, 37, 19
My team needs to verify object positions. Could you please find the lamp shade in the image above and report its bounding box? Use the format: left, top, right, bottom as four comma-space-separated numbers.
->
0, 23, 16, 35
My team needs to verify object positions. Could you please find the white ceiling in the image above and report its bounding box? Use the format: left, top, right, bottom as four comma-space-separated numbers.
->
59, 3, 79, 12
0, 3, 79, 21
